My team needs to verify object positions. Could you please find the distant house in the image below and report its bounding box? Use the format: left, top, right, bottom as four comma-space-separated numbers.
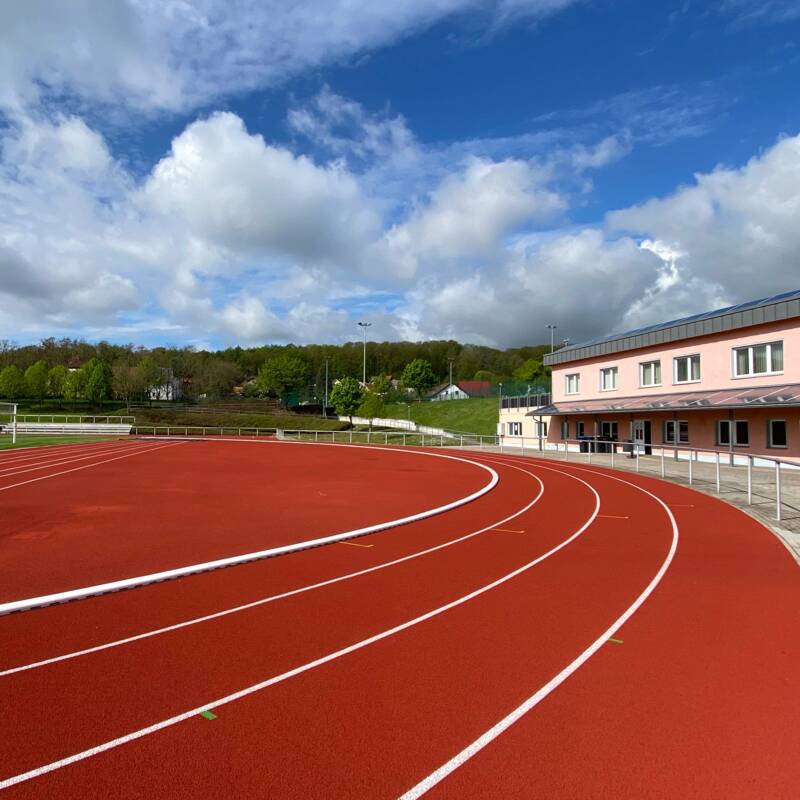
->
428, 380, 492, 401
148, 368, 183, 401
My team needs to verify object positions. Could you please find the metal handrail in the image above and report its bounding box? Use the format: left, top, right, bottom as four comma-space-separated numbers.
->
497, 434, 797, 522
16, 415, 136, 424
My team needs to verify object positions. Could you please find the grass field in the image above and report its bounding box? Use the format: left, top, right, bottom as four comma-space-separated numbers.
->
0, 435, 124, 451
382, 397, 498, 436
115, 408, 348, 431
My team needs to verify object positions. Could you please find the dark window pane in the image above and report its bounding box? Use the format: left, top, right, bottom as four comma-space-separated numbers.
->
718, 421, 730, 445
770, 420, 787, 447
735, 420, 749, 445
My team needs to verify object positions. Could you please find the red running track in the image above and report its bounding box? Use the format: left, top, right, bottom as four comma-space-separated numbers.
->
1, 441, 798, 798
0, 438, 489, 601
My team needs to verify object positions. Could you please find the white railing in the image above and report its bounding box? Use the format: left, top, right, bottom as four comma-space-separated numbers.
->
497, 435, 797, 523
16, 415, 135, 424
339, 416, 457, 437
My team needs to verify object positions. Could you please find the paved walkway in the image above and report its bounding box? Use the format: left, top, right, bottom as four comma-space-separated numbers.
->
465, 445, 800, 563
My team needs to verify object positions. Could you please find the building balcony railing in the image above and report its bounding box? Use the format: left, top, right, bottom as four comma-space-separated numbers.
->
500, 393, 551, 411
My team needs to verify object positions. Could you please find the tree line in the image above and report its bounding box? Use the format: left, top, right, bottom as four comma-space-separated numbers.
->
0, 336, 552, 405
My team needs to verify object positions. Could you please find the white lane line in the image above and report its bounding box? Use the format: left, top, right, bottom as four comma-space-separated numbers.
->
398, 460, 679, 800
0, 440, 126, 466
0, 442, 146, 479
0, 462, 548, 676
0, 445, 499, 615
0, 466, 599, 790
0, 442, 183, 498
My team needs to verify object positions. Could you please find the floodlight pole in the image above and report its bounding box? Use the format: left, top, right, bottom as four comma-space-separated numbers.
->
323, 358, 329, 417
449, 358, 454, 395
357, 322, 372, 385
546, 323, 557, 353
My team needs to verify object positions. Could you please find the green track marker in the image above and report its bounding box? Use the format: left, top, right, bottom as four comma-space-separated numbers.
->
200, 710, 217, 720
608, 637, 624, 644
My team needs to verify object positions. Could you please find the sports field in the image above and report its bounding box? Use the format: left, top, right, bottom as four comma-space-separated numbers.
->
1, 437, 798, 797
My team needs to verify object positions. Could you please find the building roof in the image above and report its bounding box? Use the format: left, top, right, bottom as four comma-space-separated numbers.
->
529, 382, 800, 416
458, 380, 491, 396
543, 288, 800, 367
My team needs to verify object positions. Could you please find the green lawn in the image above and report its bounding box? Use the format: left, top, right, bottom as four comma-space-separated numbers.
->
0, 435, 125, 451
382, 397, 499, 436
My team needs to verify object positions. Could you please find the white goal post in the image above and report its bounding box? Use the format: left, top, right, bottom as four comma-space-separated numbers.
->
0, 402, 17, 445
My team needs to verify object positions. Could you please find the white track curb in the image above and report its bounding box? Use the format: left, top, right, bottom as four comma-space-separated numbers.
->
0, 440, 498, 615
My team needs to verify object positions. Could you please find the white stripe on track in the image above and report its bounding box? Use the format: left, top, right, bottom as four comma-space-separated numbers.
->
0, 463, 601, 790
397, 458, 679, 799
0, 439, 126, 466
0, 444, 499, 615
0, 442, 146, 478
0, 441, 184, 496
1, 462, 547, 675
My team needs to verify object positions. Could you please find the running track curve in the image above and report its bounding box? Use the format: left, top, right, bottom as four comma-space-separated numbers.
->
0, 438, 798, 799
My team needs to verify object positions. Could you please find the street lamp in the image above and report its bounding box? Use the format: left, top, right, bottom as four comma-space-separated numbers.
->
357, 322, 372, 386
546, 323, 557, 353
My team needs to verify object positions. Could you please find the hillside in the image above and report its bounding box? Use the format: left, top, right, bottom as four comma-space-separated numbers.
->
382, 397, 498, 436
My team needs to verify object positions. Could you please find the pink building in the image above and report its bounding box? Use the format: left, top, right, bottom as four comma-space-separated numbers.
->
539, 290, 800, 460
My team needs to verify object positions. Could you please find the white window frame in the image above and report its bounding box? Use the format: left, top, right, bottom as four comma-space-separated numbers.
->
600, 420, 618, 440
673, 354, 701, 385
508, 421, 522, 437
565, 373, 580, 395
599, 366, 618, 392
535, 419, 548, 437
663, 420, 689, 444
732, 340, 784, 378
767, 419, 787, 449
717, 419, 750, 447
639, 360, 662, 388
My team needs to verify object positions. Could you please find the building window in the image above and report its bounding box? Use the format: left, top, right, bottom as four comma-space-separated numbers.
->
674, 354, 701, 384
600, 367, 618, 391
639, 360, 661, 387
663, 420, 689, 444
508, 422, 522, 436
733, 341, 783, 377
767, 420, 787, 448
561, 420, 569, 440
565, 373, 580, 394
575, 421, 585, 437
535, 420, 548, 437
600, 421, 618, 440
717, 420, 749, 447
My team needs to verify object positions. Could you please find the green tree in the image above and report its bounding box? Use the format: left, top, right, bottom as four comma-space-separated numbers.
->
473, 370, 499, 384
368, 374, 390, 398
512, 359, 548, 383
63, 370, 81, 400
357, 391, 385, 429
0, 366, 26, 399
401, 358, 437, 399
47, 364, 68, 398
24, 360, 49, 402
255, 354, 309, 397
112, 363, 146, 411
85, 362, 113, 404
330, 377, 364, 420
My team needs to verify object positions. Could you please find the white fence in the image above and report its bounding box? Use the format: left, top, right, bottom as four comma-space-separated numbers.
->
339, 416, 456, 437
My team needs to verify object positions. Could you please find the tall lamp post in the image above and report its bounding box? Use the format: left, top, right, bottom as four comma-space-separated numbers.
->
357, 322, 372, 386
546, 323, 557, 353
323, 357, 329, 417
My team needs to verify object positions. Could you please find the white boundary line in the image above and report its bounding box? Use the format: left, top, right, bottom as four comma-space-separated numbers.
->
0, 441, 183, 499
1, 460, 552, 675
0, 441, 149, 479
0, 439, 127, 465
0, 443, 499, 615
0, 462, 601, 790
398, 459, 679, 799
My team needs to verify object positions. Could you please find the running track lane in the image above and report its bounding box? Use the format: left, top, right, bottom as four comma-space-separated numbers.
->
2, 453, 799, 797
3, 457, 651, 796
0, 440, 491, 602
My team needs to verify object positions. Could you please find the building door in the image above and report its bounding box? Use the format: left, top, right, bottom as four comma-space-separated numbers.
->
632, 420, 652, 455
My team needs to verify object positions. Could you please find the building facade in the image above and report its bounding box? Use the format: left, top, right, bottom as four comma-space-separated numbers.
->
498, 393, 551, 441
537, 290, 800, 460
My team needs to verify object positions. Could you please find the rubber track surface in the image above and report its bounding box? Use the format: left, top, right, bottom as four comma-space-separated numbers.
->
1, 444, 798, 799
0, 439, 487, 600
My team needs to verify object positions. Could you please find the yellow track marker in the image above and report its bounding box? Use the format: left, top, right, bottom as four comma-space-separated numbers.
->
337, 540, 374, 548
492, 527, 526, 533
597, 514, 629, 519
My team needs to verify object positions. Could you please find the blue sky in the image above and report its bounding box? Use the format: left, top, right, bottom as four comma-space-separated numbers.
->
1, 0, 800, 349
